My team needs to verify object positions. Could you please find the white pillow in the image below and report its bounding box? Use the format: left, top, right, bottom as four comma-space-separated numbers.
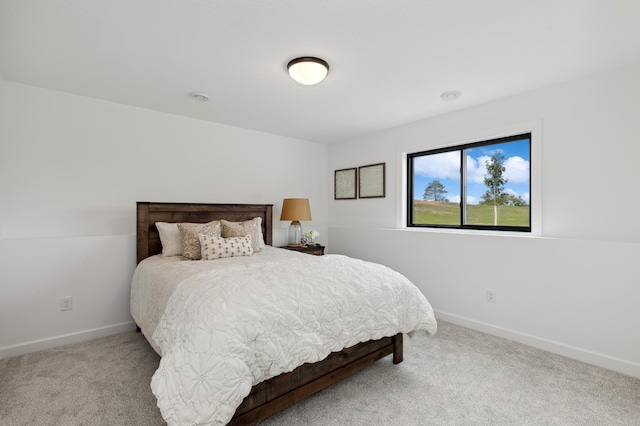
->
155, 222, 182, 257
198, 234, 254, 260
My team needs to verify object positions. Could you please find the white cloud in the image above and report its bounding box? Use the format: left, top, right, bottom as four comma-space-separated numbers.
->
414, 152, 530, 199
504, 156, 530, 183
467, 154, 530, 185
467, 155, 489, 184
413, 151, 460, 180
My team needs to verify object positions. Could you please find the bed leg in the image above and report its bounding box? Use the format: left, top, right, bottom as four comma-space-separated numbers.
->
392, 333, 403, 364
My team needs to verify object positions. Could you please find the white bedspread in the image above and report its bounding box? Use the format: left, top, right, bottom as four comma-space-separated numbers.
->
146, 251, 437, 426
131, 247, 297, 354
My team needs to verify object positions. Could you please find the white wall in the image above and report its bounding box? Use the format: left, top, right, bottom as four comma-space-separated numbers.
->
0, 72, 4, 239
328, 62, 640, 378
0, 82, 329, 357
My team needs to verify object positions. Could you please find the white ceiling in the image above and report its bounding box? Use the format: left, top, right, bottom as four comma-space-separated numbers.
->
1, 1, 639, 144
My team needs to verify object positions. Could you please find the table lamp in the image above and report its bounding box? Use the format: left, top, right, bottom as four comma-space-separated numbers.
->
280, 198, 312, 246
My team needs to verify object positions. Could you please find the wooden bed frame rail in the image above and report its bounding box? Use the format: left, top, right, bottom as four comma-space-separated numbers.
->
231, 334, 403, 425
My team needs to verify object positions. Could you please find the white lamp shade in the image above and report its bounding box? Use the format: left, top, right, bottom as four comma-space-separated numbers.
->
287, 57, 329, 86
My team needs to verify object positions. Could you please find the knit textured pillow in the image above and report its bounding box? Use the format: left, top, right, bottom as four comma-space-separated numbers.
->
198, 234, 254, 260
177, 221, 221, 260
220, 217, 265, 251
156, 222, 183, 257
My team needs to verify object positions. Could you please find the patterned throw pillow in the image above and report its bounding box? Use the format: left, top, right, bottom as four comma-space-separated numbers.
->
220, 217, 265, 251
177, 221, 221, 260
198, 234, 254, 260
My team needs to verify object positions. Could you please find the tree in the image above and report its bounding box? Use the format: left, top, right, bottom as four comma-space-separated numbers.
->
423, 179, 448, 202
500, 193, 527, 207
481, 154, 507, 225
479, 192, 527, 207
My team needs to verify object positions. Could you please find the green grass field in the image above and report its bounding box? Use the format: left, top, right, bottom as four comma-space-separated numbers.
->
413, 200, 529, 227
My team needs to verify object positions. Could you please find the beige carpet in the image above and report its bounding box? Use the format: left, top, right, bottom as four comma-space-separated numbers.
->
1, 321, 639, 425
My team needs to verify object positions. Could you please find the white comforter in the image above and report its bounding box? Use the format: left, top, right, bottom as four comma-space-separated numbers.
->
149, 252, 437, 426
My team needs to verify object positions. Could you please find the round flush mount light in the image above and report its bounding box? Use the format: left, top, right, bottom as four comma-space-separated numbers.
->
190, 92, 209, 101
440, 90, 462, 101
287, 57, 329, 86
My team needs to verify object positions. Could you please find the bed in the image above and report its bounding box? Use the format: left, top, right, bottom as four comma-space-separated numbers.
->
131, 201, 437, 425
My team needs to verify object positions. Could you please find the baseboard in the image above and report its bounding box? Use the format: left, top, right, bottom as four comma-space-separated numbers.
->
5, 314, 638, 379
0, 321, 137, 359
434, 310, 640, 379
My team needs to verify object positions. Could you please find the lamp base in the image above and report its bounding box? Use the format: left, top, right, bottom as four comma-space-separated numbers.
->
288, 220, 303, 245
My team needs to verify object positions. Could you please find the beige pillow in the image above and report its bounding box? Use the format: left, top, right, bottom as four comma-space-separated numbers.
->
177, 221, 221, 260
220, 217, 265, 251
198, 234, 254, 260
155, 222, 183, 257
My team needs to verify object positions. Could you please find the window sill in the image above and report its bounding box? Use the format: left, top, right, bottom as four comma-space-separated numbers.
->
397, 226, 541, 239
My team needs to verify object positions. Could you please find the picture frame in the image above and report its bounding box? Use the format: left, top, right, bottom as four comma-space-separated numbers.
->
358, 162, 385, 198
334, 168, 357, 200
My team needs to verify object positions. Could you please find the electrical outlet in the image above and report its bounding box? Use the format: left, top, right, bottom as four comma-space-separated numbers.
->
486, 289, 497, 303
60, 296, 73, 311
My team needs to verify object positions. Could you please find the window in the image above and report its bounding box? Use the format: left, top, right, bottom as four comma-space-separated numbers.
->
407, 133, 531, 232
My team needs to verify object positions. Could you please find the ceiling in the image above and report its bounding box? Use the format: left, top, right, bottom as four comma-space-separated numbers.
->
1, 1, 639, 144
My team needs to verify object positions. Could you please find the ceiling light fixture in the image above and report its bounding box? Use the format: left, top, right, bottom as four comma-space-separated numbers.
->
287, 57, 329, 86
190, 92, 209, 101
440, 90, 461, 101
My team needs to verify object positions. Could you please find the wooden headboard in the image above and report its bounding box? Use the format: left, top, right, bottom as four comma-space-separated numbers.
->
136, 202, 273, 264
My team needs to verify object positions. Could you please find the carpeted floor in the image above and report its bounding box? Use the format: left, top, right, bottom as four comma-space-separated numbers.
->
1, 321, 639, 425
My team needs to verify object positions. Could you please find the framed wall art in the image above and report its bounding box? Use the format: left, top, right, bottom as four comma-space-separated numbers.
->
358, 162, 385, 198
334, 168, 357, 200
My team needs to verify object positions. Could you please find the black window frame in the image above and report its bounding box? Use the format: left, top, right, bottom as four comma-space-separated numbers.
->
407, 132, 532, 232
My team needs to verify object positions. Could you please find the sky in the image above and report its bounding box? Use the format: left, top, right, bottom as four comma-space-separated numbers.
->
412, 138, 530, 205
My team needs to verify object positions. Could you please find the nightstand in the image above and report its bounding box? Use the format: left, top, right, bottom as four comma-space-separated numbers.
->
280, 245, 325, 256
